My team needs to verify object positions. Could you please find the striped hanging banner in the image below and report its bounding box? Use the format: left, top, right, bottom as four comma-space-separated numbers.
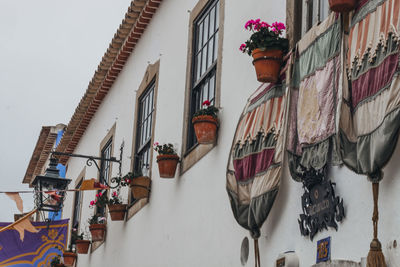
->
340, 0, 400, 181
287, 12, 342, 182
226, 77, 288, 239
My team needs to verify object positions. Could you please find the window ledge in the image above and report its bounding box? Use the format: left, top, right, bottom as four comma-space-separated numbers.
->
126, 198, 149, 220
180, 143, 216, 174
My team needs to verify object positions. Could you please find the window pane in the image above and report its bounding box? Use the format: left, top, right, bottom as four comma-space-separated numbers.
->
201, 47, 207, 75
203, 14, 209, 47
207, 37, 214, 69
197, 22, 203, 52
320, 0, 329, 21
210, 6, 216, 33
213, 31, 218, 62
312, 0, 318, 26
215, 1, 219, 30
209, 74, 215, 103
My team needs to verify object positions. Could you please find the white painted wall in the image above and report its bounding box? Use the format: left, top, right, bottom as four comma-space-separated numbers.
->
61, 0, 400, 266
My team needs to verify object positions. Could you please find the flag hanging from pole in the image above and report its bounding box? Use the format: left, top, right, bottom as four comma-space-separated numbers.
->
0, 219, 68, 267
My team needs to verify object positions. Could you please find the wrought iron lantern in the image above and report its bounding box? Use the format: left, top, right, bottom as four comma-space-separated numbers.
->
32, 157, 71, 212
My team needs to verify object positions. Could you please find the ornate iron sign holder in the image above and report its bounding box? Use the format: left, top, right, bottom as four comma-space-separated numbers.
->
298, 167, 345, 241
51, 142, 124, 189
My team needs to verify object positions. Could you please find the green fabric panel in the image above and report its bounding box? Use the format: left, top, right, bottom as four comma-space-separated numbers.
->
291, 59, 301, 88
351, 33, 399, 80
298, 21, 341, 81
288, 136, 340, 181
247, 85, 285, 113
227, 187, 279, 238
351, 0, 386, 27
339, 108, 400, 181
233, 131, 277, 160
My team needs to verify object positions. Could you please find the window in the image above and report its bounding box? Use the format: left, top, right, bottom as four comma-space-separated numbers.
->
97, 137, 113, 217
128, 61, 159, 218
70, 178, 83, 244
134, 81, 155, 175
181, 0, 224, 173
287, 0, 330, 47
71, 180, 83, 230
187, 0, 219, 150
301, 0, 330, 36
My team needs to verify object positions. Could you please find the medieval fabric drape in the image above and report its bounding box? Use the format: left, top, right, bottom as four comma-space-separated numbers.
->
339, 0, 400, 265
287, 13, 342, 183
226, 80, 288, 239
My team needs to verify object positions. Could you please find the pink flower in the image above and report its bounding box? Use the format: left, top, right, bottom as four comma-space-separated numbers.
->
244, 19, 255, 30
239, 44, 246, 51
90, 201, 94, 206
126, 179, 131, 184
202, 100, 211, 106
94, 199, 97, 203
260, 22, 270, 29
153, 142, 159, 147
95, 193, 99, 198
98, 192, 102, 197
112, 191, 117, 197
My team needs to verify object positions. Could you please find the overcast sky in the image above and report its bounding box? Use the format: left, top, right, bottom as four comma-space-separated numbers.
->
0, 0, 132, 222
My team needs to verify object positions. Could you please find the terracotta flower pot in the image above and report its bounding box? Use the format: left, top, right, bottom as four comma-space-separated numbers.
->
108, 204, 127, 221
192, 115, 219, 144
252, 48, 283, 83
75, 240, 90, 254
329, 0, 357, 12
130, 176, 151, 199
62, 252, 76, 267
89, 223, 106, 242
156, 154, 180, 178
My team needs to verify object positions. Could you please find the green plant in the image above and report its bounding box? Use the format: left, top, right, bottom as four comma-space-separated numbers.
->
89, 190, 108, 209
193, 100, 219, 119
88, 213, 106, 225
50, 255, 62, 266
108, 191, 122, 205
240, 20, 289, 56
113, 169, 143, 187
153, 143, 177, 155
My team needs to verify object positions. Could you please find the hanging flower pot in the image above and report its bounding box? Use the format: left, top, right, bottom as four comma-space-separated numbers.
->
62, 252, 76, 267
130, 176, 151, 199
192, 100, 219, 144
75, 240, 91, 254
252, 48, 283, 83
240, 20, 288, 83
108, 203, 127, 221
329, 0, 357, 12
156, 154, 180, 178
89, 224, 106, 242
154, 143, 180, 178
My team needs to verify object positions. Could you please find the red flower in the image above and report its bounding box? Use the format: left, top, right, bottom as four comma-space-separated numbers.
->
202, 100, 211, 106
112, 191, 117, 197
99, 192, 102, 197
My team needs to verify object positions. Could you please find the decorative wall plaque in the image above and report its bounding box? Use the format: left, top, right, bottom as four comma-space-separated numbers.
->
298, 168, 345, 241
316, 237, 331, 263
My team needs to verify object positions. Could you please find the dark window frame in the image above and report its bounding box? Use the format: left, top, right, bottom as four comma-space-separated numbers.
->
187, 0, 220, 151
97, 138, 113, 217
134, 79, 155, 177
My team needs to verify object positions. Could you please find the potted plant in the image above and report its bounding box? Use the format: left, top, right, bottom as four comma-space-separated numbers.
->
329, 0, 357, 12
50, 255, 64, 267
123, 170, 151, 200
240, 20, 288, 83
62, 248, 76, 267
107, 191, 127, 221
192, 100, 219, 144
154, 143, 180, 178
71, 228, 90, 254
87, 213, 106, 242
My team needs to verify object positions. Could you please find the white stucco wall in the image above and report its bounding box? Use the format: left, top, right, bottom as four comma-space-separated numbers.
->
61, 0, 400, 266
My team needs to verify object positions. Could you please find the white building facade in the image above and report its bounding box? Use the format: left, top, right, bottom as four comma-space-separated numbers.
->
23, 0, 400, 266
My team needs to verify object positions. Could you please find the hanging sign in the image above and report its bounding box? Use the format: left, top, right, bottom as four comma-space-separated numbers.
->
298, 170, 345, 241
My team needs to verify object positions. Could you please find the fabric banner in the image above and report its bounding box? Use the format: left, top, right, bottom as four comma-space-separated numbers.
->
287, 13, 342, 182
226, 78, 288, 238
340, 0, 400, 181
0, 219, 68, 267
